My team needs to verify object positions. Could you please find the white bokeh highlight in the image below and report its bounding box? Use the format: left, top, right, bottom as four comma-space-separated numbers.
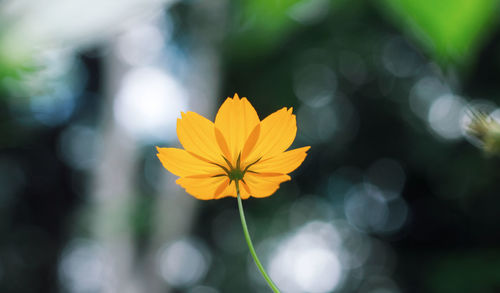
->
269, 221, 343, 293
114, 67, 188, 142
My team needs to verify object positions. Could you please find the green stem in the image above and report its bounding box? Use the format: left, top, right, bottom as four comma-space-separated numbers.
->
236, 181, 280, 293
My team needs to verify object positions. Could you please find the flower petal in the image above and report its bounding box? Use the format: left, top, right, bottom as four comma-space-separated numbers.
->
215, 180, 238, 199
249, 146, 310, 175
176, 176, 228, 200
243, 173, 291, 198
177, 111, 225, 164
215, 94, 260, 164
156, 147, 222, 177
239, 181, 252, 199
214, 127, 233, 164
244, 107, 296, 165
241, 124, 260, 163
209, 180, 252, 199
215, 178, 230, 198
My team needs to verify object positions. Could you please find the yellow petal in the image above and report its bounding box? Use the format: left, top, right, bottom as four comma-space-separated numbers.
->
176, 176, 228, 200
215, 180, 239, 199
249, 146, 310, 175
215, 178, 230, 198
214, 127, 233, 163
156, 147, 221, 177
210, 180, 252, 199
239, 181, 252, 200
215, 94, 260, 165
243, 173, 291, 198
244, 107, 296, 165
241, 124, 260, 163
177, 111, 225, 165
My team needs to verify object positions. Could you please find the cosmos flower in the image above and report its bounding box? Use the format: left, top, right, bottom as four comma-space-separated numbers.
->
465, 109, 500, 156
157, 93, 310, 200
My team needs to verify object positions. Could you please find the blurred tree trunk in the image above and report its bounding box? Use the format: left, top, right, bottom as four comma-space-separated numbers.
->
144, 1, 227, 292
89, 32, 140, 293
89, 1, 227, 292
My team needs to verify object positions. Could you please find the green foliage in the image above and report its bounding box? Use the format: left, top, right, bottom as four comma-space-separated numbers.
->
380, 0, 499, 65
0, 36, 37, 94
228, 0, 301, 56
227, 0, 346, 57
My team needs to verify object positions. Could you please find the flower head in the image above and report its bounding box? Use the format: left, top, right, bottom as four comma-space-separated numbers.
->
465, 109, 500, 156
156, 94, 310, 200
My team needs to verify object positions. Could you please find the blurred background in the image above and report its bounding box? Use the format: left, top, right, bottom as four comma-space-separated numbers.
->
1, 0, 500, 292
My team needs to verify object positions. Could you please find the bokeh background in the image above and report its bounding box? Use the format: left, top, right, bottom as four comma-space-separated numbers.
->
1, 0, 500, 292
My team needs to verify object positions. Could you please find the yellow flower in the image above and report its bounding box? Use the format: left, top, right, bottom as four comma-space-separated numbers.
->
156, 94, 310, 200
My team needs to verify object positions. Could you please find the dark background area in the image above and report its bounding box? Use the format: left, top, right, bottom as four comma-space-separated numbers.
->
0, 0, 499, 292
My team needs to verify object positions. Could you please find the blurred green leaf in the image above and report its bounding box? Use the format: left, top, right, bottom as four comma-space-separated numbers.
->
0, 36, 37, 93
229, 0, 301, 55
380, 0, 499, 65
228, 0, 345, 57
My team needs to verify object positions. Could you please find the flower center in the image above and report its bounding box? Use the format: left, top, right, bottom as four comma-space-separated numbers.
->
228, 168, 244, 181
211, 153, 262, 183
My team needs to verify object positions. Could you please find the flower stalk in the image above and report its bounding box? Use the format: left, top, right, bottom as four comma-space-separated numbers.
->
236, 181, 280, 293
